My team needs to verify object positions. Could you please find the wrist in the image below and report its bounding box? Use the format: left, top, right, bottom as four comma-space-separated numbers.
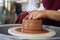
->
44, 10, 51, 18
40, 10, 48, 18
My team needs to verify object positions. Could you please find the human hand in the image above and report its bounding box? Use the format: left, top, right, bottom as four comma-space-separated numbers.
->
25, 10, 47, 20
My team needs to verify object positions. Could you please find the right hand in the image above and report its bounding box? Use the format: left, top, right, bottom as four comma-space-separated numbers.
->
25, 10, 47, 20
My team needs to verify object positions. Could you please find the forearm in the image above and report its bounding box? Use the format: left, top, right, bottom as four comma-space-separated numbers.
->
46, 10, 60, 21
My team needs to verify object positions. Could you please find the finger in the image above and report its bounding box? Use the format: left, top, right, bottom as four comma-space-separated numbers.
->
33, 13, 42, 19
28, 13, 33, 19
24, 15, 29, 19
33, 15, 40, 19
33, 13, 37, 19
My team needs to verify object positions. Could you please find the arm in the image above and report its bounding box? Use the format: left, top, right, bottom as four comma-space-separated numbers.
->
28, 10, 60, 22
45, 10, 60, 21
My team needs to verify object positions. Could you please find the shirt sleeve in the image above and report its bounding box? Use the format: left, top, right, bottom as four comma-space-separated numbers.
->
42, 0, 60, 10
26, 0, 40, 12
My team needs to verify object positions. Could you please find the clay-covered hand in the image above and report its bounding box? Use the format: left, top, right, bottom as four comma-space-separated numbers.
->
28, 10, 47, 19
26, 10, 60, 21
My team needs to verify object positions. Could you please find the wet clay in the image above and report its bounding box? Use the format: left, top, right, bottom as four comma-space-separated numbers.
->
15, 19, 49, 34
16, 28, 48, 34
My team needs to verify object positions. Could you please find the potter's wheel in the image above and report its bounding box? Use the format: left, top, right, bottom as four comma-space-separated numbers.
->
8, 27, 56, 39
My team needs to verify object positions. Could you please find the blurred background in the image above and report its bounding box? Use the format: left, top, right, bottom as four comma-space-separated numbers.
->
0, 0, 28, 25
